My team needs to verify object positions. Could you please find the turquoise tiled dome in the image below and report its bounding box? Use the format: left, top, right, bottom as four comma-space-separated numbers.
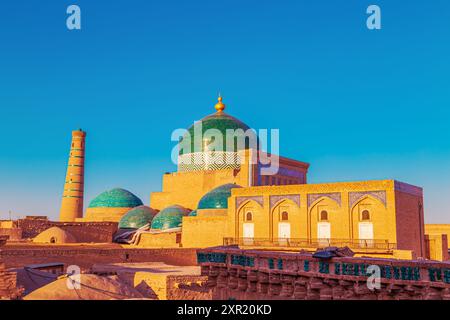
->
179, 98, 255, 156
197, 183, 242, 210
151, 205, 190, 230
88, 188, 143, 208
118, 205, 158, 229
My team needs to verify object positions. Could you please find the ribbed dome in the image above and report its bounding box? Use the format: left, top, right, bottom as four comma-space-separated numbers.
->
88, 188, 143, 208
198, 183, 242, 210
179, 97, 255, 155
118, 205, 158, 229
151, 205, 190, 230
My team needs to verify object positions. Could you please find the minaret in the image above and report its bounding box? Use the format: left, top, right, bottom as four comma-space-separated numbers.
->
59, 129, 86, 222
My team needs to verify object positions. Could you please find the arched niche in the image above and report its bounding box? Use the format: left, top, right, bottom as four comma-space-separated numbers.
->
350, 195, 390, 242
236, 199, 265, 239
308, 196, 343, 240
270, 198, 303, 239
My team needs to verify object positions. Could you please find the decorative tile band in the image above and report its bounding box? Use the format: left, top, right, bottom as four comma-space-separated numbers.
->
236, 196, 264, 208
307, 193, 342, 207
269, 194, 300, 210
349, 191, 387, 207
231, 255, 254, 267
197, 252, 227, 264
178, 151, 242, 172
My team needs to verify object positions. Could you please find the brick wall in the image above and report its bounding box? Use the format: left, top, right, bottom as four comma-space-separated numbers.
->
425, 234, 449, 261
425, 224, 450, 247
0, 236, 8, 246
16, 218, 118, 243
198, 247, 450, 300
0, 263, 23, 299
16, 218, 51, 239
395, 190, 425, 257
58, 223, 118, 242
0, 228, 23, 241
0, 245, 198, 271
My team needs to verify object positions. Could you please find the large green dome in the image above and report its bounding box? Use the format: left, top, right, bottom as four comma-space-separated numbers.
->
88, 188, 143, 208
151, 205, 190, 230
198, 183, 242, 210
179, 97, 255, 156
118, 205, 158, 229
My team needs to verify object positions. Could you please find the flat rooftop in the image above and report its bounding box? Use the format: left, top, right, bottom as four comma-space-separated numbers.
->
91, 262, 201, 276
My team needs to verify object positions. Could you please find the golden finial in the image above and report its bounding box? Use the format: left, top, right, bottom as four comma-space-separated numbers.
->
214, 94, 226, 112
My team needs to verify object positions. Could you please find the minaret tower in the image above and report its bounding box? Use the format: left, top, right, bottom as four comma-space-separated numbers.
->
59, 129, 86, 222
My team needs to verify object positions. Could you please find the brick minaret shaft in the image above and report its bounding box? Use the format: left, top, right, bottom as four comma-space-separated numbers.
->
59, 129, 86, 222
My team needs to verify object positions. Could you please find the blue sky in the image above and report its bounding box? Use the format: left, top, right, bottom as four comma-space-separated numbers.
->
0, 1, 449, 222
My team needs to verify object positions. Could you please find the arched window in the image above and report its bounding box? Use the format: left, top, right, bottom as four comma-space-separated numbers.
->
361, 210, 370, 221
281, 211, 289, 221
246, 212, 253, 221
50, 237, 56, 244
320, 210, 328, 221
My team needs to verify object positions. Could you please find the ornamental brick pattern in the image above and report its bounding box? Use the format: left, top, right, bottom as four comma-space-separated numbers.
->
307, 193, 342, 207
198, 248, 450, 300
269, 194, 300, 210
349, 191, 387, 207
236, 196, 264, 208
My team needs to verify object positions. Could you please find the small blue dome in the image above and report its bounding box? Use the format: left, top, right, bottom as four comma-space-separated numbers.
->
118, 206, 158, 229
151, 205, 190, 230
197, 183, 241, 210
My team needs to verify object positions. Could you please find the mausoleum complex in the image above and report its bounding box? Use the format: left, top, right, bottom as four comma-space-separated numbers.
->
53, 96, 448, 261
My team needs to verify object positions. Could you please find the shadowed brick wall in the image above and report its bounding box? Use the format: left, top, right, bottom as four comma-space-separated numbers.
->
0, 263, 23, 299
16, 218, 118, 243
394, 189, 425, 257
0, 246, 198, 270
